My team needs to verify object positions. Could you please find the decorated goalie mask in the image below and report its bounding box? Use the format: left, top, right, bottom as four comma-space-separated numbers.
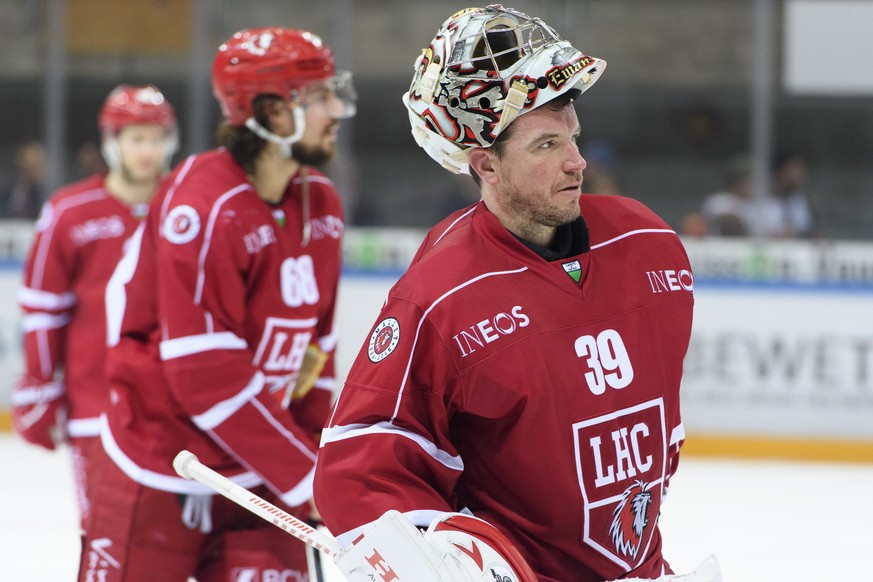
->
403, 4, 606, 175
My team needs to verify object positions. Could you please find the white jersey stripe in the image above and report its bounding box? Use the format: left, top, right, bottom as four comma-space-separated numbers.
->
433, 205, 476, 246
18, 286, 77, 310
160, 331, 247, 360
250, 396, 317, 463
159, 155, 197, 221
391, 266, 529, 421
670, 422, 686, 447
194, 184, 251, 305
30, 188, 107, 289
100, 414, 263, 494
192, 371, 264, 430
9, 381, 64, 406
22, 311, 71, 332
590, 228, 676, 250
321, 421, 464, 472
313, 377, 335, 391
105, 222, 146, 347
68, 417, 101, 438
279, 466, 316, 508
318, 330, 338, 352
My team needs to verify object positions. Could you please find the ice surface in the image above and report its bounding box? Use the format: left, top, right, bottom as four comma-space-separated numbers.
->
2, 433, 870, 581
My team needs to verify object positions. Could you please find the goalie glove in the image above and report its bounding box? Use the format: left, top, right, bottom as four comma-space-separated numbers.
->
278, 344, 328, 408
612, 554, 723, 582
11, 376, 68, 450
335, 510, 537, 582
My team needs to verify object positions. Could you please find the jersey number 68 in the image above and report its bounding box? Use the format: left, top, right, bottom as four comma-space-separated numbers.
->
280, 255, 320, 307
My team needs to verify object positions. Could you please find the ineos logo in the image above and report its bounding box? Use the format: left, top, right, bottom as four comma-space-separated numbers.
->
452, 305, 530, 358
645, 269, 693, 293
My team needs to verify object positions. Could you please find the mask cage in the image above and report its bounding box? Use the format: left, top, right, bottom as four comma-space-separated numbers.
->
447, 10, 562, 77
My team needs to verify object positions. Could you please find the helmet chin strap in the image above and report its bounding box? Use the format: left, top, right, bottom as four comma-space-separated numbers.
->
101, 132, 179, 173
244, 106, 306, 159
101, 137, 121, 171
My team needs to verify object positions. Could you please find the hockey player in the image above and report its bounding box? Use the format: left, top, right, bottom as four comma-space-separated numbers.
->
13, 84, 177, 530
79, 28, 354, 581
315, 6, 718, 582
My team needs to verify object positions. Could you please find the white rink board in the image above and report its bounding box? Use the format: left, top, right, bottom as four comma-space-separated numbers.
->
682, 286, 873, 439
0, 265, 23, 399
1, 224, 872, 445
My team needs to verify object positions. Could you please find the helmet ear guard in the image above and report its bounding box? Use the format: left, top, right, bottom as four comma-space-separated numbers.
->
403, 93, 472, 175
403, 4, 606, 175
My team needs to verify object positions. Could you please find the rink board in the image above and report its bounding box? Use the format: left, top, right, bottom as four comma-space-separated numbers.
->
1, 225, 872, 462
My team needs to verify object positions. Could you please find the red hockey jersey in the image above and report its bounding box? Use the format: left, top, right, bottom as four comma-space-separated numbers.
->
18, 174, 145, 438
315, 196, 694, 581
103, 150, 342, 506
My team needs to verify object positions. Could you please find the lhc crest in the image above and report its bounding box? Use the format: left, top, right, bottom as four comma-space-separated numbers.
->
572, 399, 667, 571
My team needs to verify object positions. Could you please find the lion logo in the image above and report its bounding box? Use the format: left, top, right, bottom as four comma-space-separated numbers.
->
608, 480, 653, 559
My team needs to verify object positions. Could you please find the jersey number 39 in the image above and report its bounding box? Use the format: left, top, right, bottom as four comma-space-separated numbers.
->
574, 329, 634, 395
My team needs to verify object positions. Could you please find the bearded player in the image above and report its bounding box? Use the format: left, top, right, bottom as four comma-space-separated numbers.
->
315, 6, 719, 582
13, 84, 177, 534
80, 28, 354, 581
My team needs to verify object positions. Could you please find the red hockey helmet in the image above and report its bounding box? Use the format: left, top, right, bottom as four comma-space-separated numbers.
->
212, 27, 342, 127
98, 85, 177, 134
99, 85, 178, 171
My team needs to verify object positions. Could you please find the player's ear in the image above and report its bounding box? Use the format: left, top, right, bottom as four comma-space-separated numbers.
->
469, 148, 498, 185
261, 98, 291, 133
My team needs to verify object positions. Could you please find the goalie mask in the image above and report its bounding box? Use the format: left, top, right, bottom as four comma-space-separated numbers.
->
212, 27, 356, 157
99, 84, 178, 171
403, 4, 606, 175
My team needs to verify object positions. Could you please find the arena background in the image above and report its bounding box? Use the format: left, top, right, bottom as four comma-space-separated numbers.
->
1, 2, 872, 580
1, 0, 871, 460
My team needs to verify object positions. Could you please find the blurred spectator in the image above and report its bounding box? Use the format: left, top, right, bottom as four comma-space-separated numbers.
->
699, 154, 757, 237
434, 176, 481, 218
762, 151, 820, 238
75, 140, 108, 178
680, 212, 708, 238
581, 140, 622, 194
1, 140, 46, 218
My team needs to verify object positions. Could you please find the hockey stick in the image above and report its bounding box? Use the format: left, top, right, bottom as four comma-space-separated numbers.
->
173, 450, 342, 558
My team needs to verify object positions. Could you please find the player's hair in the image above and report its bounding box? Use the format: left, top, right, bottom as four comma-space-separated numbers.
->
216, 95, 279, 174
470, 93, 576, 187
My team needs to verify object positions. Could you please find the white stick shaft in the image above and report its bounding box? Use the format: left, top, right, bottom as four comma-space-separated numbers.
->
173, 450, 341, 558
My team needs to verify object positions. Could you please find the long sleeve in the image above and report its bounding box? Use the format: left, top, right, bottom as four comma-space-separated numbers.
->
18, 200, 76, 387
316, 297, 462, 544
